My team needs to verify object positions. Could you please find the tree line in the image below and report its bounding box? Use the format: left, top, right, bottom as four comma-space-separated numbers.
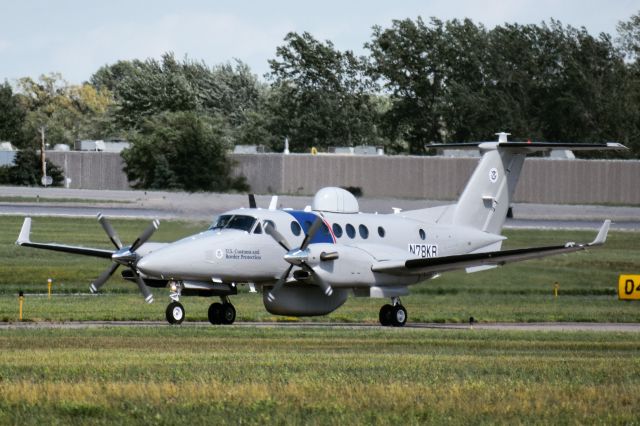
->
0, 13, 638, 190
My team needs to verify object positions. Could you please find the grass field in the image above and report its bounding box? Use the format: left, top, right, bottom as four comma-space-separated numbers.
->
0, 327, 639, 424
1, 215, 639, 323
1, 216, 640, 424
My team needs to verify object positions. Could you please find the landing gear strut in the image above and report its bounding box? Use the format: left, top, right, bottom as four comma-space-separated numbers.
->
166, 281, 185, 325
379, 297, 407, 327
208, 296, 236, 325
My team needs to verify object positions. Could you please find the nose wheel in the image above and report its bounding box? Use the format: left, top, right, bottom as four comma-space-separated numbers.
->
166, 301, 185, 325
379, 298, 407, 327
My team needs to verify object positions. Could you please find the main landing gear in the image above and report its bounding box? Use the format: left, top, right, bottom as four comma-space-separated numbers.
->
379, 297, 407, 327
207, 296, 236, 325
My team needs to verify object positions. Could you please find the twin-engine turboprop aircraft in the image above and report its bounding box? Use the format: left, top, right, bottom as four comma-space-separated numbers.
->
16, 133, 625, 326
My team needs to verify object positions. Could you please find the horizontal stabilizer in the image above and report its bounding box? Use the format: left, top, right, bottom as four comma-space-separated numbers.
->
428, 141, 627, 152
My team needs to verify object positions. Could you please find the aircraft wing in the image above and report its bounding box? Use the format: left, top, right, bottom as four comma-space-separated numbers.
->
372, 220, 610, 276
15, 217, 114, 258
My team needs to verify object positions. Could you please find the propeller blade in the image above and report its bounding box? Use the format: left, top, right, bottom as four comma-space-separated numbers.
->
248, 194, 257, 209
130, 219, 160, 252
300, 217, 324, 250
264, 222, 291, 251
89, 262, 120, 293
302, 264, 333, 297
98, 213, 122, 249
133, 271, 154, 304
266, 264, 294, 302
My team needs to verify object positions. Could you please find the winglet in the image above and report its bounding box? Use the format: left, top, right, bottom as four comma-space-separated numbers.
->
590, 220, 611, 246
16, 217, 32, 245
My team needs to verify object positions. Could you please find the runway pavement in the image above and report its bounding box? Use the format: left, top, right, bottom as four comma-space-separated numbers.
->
1, 320, 639, 332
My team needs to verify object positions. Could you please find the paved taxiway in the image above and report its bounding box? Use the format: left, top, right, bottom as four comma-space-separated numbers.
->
1, 321, 639, 332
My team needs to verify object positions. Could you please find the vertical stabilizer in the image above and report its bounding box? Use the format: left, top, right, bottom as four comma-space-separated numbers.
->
451, 143, 525, 234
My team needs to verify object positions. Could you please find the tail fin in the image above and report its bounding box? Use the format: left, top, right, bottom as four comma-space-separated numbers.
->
435, 133, 626, 234
452, 143, 524, 234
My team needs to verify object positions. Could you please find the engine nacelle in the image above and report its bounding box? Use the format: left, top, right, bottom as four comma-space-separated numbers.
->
263, 286, 349, 316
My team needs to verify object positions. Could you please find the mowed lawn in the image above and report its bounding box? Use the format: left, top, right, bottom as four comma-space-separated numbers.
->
1, 215, 639, 323
0, 327, 639, 424
1, 216, 640, 424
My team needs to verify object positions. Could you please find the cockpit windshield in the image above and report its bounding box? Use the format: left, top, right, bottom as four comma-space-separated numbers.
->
210, 215, 257, 232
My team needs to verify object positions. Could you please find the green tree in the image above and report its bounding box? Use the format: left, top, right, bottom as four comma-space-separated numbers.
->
617, 11, 640, 156
268, 32, 381, 152
0, 81, 26, 144
367, 17, 450, 153
121, 111, 248, 192
98, 53, 263, 131
367, 16, 636, 155
0, 149, 64, 186
16, 73, 115, 149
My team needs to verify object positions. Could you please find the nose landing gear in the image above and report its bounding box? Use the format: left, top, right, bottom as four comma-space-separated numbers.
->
379, 297, 407, 327
164, 281, 237, 325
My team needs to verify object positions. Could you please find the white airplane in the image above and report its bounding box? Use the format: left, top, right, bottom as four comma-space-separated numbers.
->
16, 133, 625, 326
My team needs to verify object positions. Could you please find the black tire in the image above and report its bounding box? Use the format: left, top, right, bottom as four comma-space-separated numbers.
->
390, 305, 407, 327
221, 303, 236, 325
166, 302, 185, 325
379, 304, 393, 326
208, 302, 223, 325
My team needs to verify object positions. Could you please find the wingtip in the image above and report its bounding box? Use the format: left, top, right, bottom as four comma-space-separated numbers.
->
16, 217, 32, 245
590, 220, 611, 246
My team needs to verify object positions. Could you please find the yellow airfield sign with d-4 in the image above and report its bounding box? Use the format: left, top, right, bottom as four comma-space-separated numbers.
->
618, 275, 640, 300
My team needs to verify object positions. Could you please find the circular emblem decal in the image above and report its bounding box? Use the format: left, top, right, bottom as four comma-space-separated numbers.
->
489, 168, 499, 183
215, 249, 224, 259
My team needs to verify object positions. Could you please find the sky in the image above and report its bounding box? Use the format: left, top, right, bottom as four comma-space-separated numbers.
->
1, 0, 638, 85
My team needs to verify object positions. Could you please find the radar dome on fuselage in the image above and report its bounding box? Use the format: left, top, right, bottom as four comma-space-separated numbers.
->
312, 187, 359, 213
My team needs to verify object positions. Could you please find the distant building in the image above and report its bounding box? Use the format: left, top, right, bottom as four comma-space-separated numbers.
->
0, 142, 17, 166
75, 139, 130, 153
330, 145, 384, 155
233, 145, 271, 154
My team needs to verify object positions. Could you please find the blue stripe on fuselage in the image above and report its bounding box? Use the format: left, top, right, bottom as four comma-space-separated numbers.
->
284, 211, 334, 244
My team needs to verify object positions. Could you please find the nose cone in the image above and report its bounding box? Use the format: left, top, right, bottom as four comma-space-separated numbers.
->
136, 230, 227, 280
136, 251, 168, 278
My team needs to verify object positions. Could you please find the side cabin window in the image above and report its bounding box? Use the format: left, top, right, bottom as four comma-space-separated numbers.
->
346, 224, 356, 239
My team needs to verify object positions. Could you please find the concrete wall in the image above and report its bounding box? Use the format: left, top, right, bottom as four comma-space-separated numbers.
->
46, 151, 129, 190
46, 151, 640, 205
